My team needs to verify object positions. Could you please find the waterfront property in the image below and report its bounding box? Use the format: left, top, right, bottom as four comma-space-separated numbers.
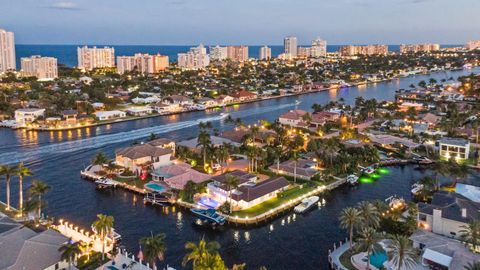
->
418, 191, 480, 239
438, 137, 470, 161
115, 143, 173, 175
94, 110, 127, 121
151, 161, 210, 190
278, 109, 309, 128
410, 229, 480, 269
14, 108, 45, 126
0, 215, 70, 270
206, 170, 257, 205
269, 159, 320, 180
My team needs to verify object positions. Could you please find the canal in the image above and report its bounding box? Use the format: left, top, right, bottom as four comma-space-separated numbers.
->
0, 68, 479, 269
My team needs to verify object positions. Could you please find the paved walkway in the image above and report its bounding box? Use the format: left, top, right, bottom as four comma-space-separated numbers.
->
329, 242, 351, 270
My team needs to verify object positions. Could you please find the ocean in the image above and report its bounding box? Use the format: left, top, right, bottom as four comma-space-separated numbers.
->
15, 44, 462, 68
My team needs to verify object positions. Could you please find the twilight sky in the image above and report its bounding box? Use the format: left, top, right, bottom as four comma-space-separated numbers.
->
1, 0, 479, 45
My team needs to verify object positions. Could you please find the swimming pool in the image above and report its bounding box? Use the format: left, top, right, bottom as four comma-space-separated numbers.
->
198, 196, 221, 209
369, 251, 388, 268
145, 182, 166, 192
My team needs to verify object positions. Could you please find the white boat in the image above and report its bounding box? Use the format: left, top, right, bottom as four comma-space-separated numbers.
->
91, 226, 122, 242
94, 178, 117, 189
219, 113, 229, 119
411, 183, 424, 195
295, 100, 301, 105
347, 174, 359, 185
385, 195, 405, 209
361, 166, 375, 174
294, 196, 319, 213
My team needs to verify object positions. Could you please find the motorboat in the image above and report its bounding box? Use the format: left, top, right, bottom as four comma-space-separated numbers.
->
190, 208, 226, 225
144, 191, 173, 205
294, 196, 319, 214
385, 195, 406, 209
219, 113, 229, 119
346, 174, 359, 185
295, 100, 301, 106
94, 178, 117, 189
411, 183, 424, 195
361, 166, 375, 174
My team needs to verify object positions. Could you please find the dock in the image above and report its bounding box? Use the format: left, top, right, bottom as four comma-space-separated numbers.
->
80, 165, 146, 194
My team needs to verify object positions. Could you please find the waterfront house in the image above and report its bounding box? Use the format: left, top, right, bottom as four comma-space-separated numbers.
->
91, 102, 105, 110
418, 191, 480, 239
214, 95, 235, 105
278, 109, 309, 128
14, 108, 45, 126
197, 97, 218, 108
62, 109, 78, 124
125, 107, 154, 116
230, 90, 257, 102
94, 110, 127, 121
220, 127, 277, 145
207, 170, 258, 204
151, 162, 210, 190
310, 111, 340, 127
438, 137, 470, 161
153, 102, 182, 114
177, 136, 241, 152
410, 230, 480, 269
269, 159, 320, 180
206, 171, 290, 210
162, 95, 194, 106
0, 216, 70, 270
148, 138, 176, 156
115, 144, 172, 174
230, 176, 290, 210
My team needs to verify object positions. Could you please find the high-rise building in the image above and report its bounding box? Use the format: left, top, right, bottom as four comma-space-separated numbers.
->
0, 28, 16, 72
311, 38, 327, 58
466, 40, 480, 50
177, 44, 210, 70
117, 53, 169, 74
339, 45, 388, 56
226, 46, 249, 62
284, 36, 298, 58
259, 46, 271, 60
399, 44, 440, 54
77, 46, 115, 71
209, 45, 228, 61
20, 55, 58, 80
297, 47, 311, 58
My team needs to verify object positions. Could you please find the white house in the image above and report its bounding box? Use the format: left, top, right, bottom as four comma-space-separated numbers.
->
153, 102, 182, 114
94, 110, 127, 121
115, 144, 172, 174
14, 108, 45, 125
418, 191, 480, 239
125, 107, 153, 116
438, 137, 470, 161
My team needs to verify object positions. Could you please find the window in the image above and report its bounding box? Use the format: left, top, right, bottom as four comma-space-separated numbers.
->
460, 147, 466, 153
419, 214, 427, 221
441, 145, 447, 150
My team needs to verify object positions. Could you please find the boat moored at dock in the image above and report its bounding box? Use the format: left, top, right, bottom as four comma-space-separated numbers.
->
294, 196, 320, 214
190, 208, 226, 225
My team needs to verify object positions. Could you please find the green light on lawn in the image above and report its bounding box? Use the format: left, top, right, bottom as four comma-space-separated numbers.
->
359, 176, 374, 184
377, 167, 390, 174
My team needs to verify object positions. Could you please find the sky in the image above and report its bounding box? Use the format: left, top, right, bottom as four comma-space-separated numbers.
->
1, 0, 479, 45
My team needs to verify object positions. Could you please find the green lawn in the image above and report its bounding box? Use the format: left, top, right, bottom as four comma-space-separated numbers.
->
114, 176, 149, 189
232, 185, 317, 218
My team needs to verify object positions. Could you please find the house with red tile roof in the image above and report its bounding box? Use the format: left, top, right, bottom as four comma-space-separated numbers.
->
230, 90, 257, 102
278, 109, 309, 128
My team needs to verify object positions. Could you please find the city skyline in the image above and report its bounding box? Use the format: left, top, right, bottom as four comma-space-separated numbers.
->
1, 0, 479, 45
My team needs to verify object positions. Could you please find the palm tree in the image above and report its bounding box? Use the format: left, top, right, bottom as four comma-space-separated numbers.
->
16, 162, 32, 215
92, 152, 109, 166
356, 227, 381, 270
460, 220, 480, 252
139, 232, 167, 267
79, 240, 94, 261
92, 214, 114, 260
465, 262, 480, 270
387, 234, 418, 270
339, 207, 363, 250
197, 130, 212, 168
182, 237, 220, 269
224, 174, 239, 213
357, 201, 380, 229
0, 164, 18, 210
27, 180, 50, 218
59, 239, 82, 268
292, 150, 300, 183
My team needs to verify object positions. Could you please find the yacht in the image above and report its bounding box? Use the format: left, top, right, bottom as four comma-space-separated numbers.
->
385, 195, 406, 209
411, 183, 424, 195
295, 100, 301, 106
190, 208, 226, 225
361, 166, 375, 174
346, 174, 359, 185
94, 178, 117, 189
219, 113, 229, 119
294, 196, 319, 213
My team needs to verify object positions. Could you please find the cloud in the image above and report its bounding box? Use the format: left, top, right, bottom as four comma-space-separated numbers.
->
47, 1, 81, 10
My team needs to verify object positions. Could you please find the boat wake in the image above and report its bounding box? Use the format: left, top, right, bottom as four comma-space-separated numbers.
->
0, 114, 225, 164
0, 102, 297, 164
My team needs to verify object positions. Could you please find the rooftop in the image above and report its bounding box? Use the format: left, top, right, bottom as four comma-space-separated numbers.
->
439, 137, 470, 146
